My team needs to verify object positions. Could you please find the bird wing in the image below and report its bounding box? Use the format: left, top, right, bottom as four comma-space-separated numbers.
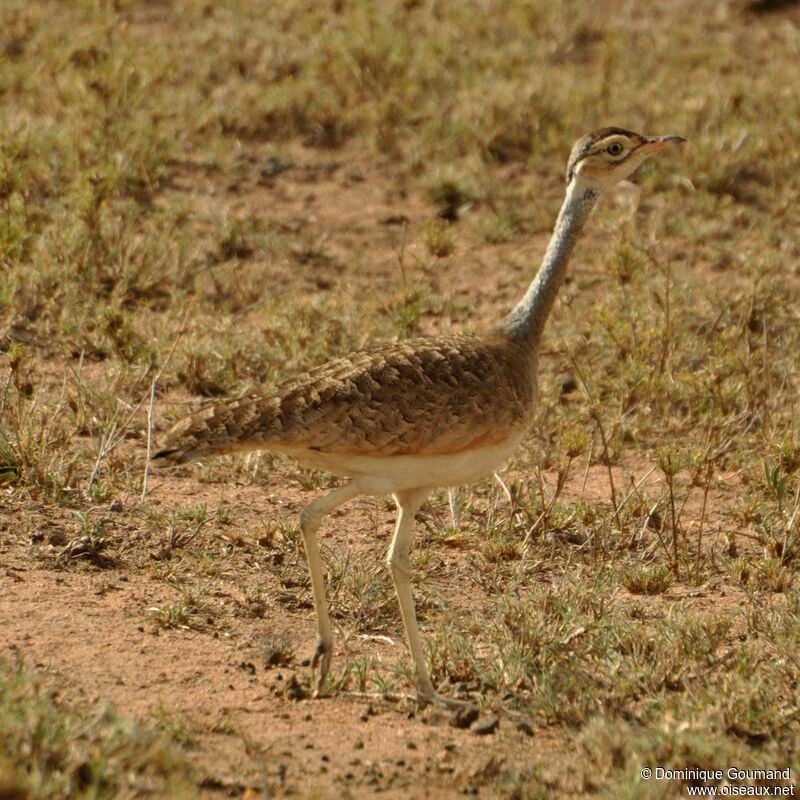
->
154, 332, 536, 464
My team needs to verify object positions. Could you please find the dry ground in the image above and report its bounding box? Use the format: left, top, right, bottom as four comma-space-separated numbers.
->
2, 1, 800, 798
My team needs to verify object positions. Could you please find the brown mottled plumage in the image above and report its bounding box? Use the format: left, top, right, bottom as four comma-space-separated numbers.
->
156, 331, 535, 463
153, 129, 685, 706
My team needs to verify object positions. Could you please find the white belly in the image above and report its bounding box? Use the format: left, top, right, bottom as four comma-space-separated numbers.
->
278, 431, 525, 495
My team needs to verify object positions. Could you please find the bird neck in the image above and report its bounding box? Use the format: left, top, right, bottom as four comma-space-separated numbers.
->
499, 178, 598, 352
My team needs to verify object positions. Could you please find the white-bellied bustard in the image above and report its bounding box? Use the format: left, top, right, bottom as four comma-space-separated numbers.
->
153, 128, 685, 706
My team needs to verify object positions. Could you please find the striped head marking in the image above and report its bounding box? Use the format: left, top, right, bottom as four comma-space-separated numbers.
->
566, 127, 685, 188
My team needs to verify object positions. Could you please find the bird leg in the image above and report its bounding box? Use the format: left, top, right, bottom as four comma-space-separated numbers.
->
388, 488, 439, 703
298, 481, 361, 697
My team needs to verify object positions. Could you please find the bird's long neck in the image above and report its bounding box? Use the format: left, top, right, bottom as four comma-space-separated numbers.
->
499, 179, 598, 353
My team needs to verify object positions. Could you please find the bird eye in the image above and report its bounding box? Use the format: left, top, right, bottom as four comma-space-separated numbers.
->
607, 142, 624, 156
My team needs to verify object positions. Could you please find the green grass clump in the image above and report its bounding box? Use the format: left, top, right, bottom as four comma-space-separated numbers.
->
0, 660, 193, 800
621, 564, 672, 595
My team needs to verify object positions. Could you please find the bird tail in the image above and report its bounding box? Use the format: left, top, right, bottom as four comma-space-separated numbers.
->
150, 395, 277, 467
150, 444, 200, 467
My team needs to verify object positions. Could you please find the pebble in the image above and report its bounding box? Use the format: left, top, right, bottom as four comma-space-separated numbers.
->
284, 673, 307, 701
450, 705, 479, 729
471, 714, 500, 736
515, 719, 534, 736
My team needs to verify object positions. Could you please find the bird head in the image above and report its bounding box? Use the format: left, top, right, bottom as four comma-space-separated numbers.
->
566, 127, 685, 192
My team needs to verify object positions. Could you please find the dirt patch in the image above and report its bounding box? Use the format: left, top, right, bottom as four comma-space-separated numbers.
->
1, 495, 584, 799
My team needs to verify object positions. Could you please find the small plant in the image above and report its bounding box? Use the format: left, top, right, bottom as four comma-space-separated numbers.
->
326, 550, 398, 632
146, 583, 209, 630
427, 171, 477, 214
0, 360, 80, 504
499, 763, 550, 800
146, 602, 195, 630
258, 631, 296, 667
54, 509, 115, 567
388, 288, 432, 338
481, 527, 522, 563
759, 462, 800, 564
421, 219, 456, 258
151, 705, 195, 746
216, 217, 254, 261
426, 621, 484, 692
479, 209, 525, 244
371, 669, 400, 697
621, 563, 672, 595
732, 558, 794, 593
331, 656, 370, 694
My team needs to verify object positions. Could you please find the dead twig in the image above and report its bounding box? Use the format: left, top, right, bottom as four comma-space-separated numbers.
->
140, 378, 157, 501
87, 310, 189, 493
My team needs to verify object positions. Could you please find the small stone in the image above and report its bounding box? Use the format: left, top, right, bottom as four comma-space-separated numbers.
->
435, 749, 455, 774
450, 705, 479, 729
558, 372, 578, 395
284, 674, 307, 701
515, 719, 534, 736
47, 530, 67, 546
471, 714, 500, 736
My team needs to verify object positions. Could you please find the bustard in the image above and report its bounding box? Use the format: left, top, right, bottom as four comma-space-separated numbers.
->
154, 128, 685, 706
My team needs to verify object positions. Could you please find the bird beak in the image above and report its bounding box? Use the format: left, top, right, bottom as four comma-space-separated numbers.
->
638, 135, 687, 154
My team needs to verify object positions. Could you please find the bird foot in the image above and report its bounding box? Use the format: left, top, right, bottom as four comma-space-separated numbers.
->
418, 691, 474, 710
416, 679, 473, 709
310, 637, 332, 698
